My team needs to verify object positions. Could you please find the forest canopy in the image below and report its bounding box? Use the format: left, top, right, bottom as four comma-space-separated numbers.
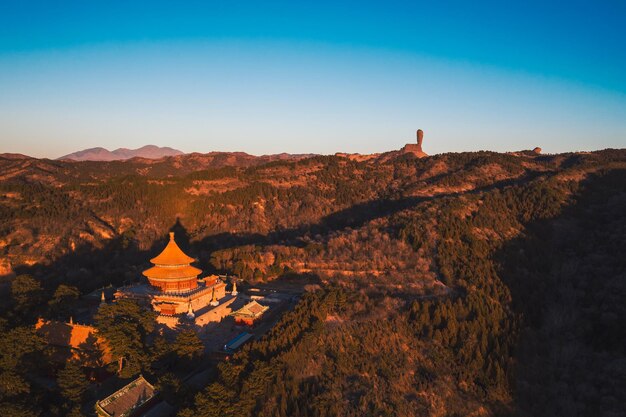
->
0, 149, 624, 416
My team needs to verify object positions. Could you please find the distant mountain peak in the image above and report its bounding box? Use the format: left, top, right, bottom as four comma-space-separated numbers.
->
58, 145, 184, 161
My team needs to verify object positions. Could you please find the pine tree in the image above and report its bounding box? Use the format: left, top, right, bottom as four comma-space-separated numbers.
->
57, 360, 89, 404
174, 328, 205, 361
95, 299, 157, 377
10, 275, 45, 320
48, 284, 80, 319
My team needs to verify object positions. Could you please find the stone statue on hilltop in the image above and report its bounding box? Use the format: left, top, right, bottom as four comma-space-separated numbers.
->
416, 129, 424, 153
399, 128, 427, 158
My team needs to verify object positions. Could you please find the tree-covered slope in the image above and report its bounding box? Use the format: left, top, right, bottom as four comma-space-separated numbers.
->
0, 148, 624, 416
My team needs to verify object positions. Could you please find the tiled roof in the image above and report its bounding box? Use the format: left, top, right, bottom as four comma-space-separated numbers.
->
149, 232, 195, 265
96, 375, 156, 417
232, 301, 269, 318
142, 265, 202, 280
35, 319, 112, 365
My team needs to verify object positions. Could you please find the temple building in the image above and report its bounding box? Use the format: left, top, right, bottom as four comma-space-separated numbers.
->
35, 318, 113, 377
231, 300, 269, 326
95, 375, 173, 417
115, 232, 226, 323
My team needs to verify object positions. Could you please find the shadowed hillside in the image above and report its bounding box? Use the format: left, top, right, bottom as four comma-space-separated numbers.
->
0, 148, 625, 416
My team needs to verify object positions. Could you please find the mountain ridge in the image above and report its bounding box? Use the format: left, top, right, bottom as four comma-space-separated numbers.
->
57, 145, 184, 161
1, 148, 625, 416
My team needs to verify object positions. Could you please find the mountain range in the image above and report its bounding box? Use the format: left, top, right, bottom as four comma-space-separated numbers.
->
58, 145, 184, 161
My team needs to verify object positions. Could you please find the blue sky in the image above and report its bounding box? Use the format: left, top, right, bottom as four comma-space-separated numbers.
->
0, 1, 624, 158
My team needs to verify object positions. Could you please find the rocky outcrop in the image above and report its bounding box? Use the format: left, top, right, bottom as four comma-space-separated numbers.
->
417, 129, 424, 153
401, 129, 428, 158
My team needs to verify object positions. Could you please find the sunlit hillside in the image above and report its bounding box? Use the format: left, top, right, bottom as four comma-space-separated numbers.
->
1, 149, 624, 416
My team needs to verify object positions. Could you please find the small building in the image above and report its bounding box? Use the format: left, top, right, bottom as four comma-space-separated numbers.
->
231, 300, 269, 326
95, 375, 172, 417
35, 318, 112, 368
223, 332, 254, 354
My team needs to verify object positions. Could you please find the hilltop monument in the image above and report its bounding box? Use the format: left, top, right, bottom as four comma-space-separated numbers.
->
416, 129, 424, 153
401, 129, 428, 158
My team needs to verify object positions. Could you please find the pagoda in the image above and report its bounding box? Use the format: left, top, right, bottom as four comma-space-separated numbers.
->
143, 232, 201, 292
115, 232, 227, 322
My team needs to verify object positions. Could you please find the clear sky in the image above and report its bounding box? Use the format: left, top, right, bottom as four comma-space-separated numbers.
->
0, 0, 625, 158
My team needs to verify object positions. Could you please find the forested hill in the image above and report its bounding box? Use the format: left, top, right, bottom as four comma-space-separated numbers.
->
1, 149, 624, 285
0, 148, 625, 415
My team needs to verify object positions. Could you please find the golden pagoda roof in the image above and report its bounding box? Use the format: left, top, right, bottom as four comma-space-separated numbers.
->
150, 232, 195, 265
142, 264, 202, 280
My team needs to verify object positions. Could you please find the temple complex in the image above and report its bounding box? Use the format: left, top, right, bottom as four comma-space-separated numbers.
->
115, 232, 226, 323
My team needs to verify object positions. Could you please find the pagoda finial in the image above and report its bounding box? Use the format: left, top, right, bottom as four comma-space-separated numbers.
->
69, 316, 73, 325
232, 279, 238, 296
100, 290, 106, 304
186, 301, 195, 319
169, 231, 175, 241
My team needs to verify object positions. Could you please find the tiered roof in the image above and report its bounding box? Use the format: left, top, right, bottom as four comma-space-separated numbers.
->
150, 232, 195, 265
142, 265, 202, 280
142, 232, 201, 292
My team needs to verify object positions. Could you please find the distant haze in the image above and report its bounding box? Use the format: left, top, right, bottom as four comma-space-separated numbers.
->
59, 145, 183, 161
0, 2, 625, 157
